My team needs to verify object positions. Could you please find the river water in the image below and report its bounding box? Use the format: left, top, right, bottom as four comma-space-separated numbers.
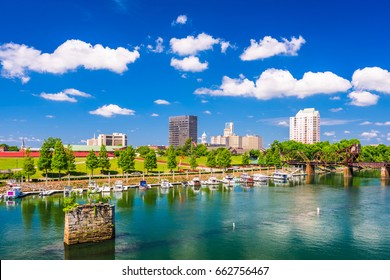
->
1, 173, 389, 260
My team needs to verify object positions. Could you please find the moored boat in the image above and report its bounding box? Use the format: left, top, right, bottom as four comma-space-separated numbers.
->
64, 185, 73, 197
160, 179, 173, 189
113, 180, 124, 192
6, 185, 22, 199
139, 180, 151, 190
272, 171, 289, 181
188, 177, 201, 187
253, 173, 267, 182
101, 183, 111, 193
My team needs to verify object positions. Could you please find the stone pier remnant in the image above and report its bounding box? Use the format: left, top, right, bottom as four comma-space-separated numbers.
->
64, 203, 115, 245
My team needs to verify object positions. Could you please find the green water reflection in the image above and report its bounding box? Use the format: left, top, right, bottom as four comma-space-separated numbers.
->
0, 173, 389, 260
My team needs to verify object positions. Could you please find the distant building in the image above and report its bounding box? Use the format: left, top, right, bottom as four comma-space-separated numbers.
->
87, 133, 127, 147
242, 135, 263, 150
289, 108, 320, 144
210, 122, 262, 151
201, 132, 207, 145
169, 115, 198, 147
224, 122, 234, 137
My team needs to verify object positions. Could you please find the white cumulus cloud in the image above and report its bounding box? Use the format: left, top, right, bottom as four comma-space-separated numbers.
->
240, 35, 306, 61
154, 99, 170, 105
195, 69, 351, 100
324, 131, 336, 137
170, 56, 208, 72
348, 91, 379, 106
151, 113, 159, 117
277, 121, 289, 127
147, 37, 164, 53
170, 33, 220, 56
203, 110, 212, 115
39, 88, 92, 102
173, 15, 188, 25
352, 67, 390, 93
361, 130, 379, 139
0, 40, 140, 82
330, 107, 343, 112
89, 104, 135, 118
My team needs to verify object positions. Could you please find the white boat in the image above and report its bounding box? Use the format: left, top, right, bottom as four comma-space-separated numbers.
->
139, 180, 151, 190
160, 179, 173, 189
73, 187, 84, 194
39, 188, 51, 196
113, 180, 124, 192
253, 173, 267, 182
188, 177, 201, 187
64, 185, 73, 197
6, 185, 22, 199
204, 177, 220, 185
101, 183, 111, 193
239, 173, 254, 185
88, 180, 100, 193
272, 171, 289, 181
221, 175, 235, 185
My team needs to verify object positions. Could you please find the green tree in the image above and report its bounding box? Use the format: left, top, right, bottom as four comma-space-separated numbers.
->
137, 146, 151, 157
98, 145, 111, 173
241, 152, 250, 165
23, 148, 36, 181
189, 154, 198, 170
51, 140, 68, 180
65, 144, 76, 174
216, 148, 231, 170
166, 145, 177, 172
249, 149, 260, 159
194, 143, 208, 157
118, 146, 136, 174
86, 150, 99, 176
144, 150, 157, 173
206, 150, 217, 172
37, 138, 57, 175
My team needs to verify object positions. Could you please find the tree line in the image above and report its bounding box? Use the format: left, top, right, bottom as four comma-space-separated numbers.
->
18, 137, 390, 181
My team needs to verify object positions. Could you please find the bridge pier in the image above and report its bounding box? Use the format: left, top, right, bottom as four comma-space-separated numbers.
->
343, 166, 353, 177
305, 164, 315, 175
381, 166, 390, 179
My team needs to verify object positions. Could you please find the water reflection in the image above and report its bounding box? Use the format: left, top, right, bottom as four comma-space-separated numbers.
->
1, 172, 390, 260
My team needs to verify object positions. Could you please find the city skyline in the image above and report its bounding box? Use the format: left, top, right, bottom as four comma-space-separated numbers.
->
1, 0, 390, 148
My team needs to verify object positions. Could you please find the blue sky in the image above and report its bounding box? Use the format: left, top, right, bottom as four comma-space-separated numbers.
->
1, 0, 390, 148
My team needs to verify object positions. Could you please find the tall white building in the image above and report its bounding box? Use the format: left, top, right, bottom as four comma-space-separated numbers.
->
289, 108, 320, 144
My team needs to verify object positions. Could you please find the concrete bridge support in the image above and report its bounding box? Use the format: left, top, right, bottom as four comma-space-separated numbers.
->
305, 164, 315, 175
344, 166, 354, 177
381, 166, 390, 179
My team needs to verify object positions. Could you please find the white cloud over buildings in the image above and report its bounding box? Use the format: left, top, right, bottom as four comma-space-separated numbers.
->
348, 91, 380, 106
195, 69, 351, 100
89, 104, 135, 117
0, 40, 140, 82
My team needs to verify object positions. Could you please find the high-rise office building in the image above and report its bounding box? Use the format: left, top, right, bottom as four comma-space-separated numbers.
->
169, 115, 198, 147
289, 108, 320, 144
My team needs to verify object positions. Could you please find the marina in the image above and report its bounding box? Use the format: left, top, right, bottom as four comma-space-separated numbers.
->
0, 172, 389, 260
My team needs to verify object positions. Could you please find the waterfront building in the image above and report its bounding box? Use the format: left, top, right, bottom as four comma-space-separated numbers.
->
289, 108, 320, 144
87, 133, 127, 147
168, 115, 198, 147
